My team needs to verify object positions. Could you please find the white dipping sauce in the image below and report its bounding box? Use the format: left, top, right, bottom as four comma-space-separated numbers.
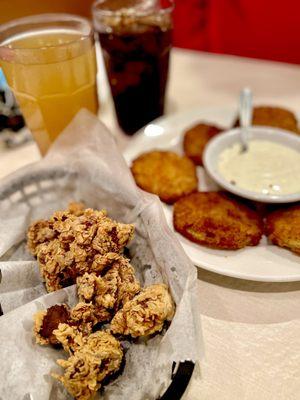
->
218, 140, 300, 195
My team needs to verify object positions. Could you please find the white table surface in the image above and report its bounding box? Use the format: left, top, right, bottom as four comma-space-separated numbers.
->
1, 48, 300, 399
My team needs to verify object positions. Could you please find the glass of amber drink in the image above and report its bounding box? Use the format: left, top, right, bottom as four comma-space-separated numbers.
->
0, 14, 99, 155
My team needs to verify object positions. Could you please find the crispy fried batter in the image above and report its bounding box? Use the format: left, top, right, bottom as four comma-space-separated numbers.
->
31, 203, 176, 399
173, 192, 263, 250
34, 301, 109, 348
77, 254, 140, 320
183, 123, 223, 165
34, 304, 70, 345
27, 220, 56, 256
27, 203, 134, 292
77, 273, 114, 309
53, 323, 87, 354
53, 331, 123, 400
110, 284, 175, 338
265, 205, 300, 254
77, 273, 118, 323
234, 106, 299, 133
34, 310, 48, 345
70, 302, 109, 329
102, 254, 140, 309
131, 151, 198, 204
68, 202, 86, 216
27, 202, 85, 255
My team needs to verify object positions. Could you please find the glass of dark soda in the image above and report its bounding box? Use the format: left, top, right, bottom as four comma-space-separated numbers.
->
92, 0, 173, 134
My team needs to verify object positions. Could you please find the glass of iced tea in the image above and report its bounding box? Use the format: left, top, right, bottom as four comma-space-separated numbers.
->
92, 0, 173, 135
0, 14, 99, 155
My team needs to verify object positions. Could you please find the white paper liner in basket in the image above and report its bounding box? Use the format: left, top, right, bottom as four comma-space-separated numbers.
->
0, 110, 201, 400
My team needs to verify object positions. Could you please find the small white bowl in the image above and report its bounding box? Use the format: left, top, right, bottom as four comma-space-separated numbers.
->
203, 126, 300, 203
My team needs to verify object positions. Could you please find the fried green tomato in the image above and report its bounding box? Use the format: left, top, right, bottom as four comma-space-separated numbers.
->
183, 123, 223, 165
265, 205, 300, 254
234, 106, 299, 133
131, 151, 198, 204
173, 192, 263, 250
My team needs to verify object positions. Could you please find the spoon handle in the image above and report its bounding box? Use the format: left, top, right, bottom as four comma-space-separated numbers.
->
239, 88, 253, 150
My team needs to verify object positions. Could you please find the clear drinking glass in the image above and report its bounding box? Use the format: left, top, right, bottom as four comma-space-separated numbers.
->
0, 14, 99, 155
93, 0, 173, 135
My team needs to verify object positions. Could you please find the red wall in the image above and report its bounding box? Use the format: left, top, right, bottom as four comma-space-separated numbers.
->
174, 0, 300, 64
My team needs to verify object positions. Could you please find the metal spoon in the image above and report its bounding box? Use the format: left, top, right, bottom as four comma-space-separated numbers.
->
239, 87, 253, 152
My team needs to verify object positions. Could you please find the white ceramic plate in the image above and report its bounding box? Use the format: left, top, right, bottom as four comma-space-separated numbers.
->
124, 106, 300, 282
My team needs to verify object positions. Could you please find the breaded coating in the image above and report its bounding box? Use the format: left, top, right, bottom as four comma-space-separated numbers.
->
27, 203, 134, 292
183, 123, 223, 165
234, 106, 299, 133
68, 202, 86, 216
34, 310, 48, 345
77, 254, 140, 321
173, 192, 263, 250
36, 254, 141, 348
53, 323, 87, 354
53, 331, 123, 400
27, 202, 85, 255
70, 302, 99, 326
70, 302, 109, 330
27, 220, 56, 256
265, 205, 300, 254
34, 302, 109, 348
101, 254, 140, 309
34, 304, 70, 345
131, 151, 198, 204
110, 284, 175, 338
77, 273, 109, 305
